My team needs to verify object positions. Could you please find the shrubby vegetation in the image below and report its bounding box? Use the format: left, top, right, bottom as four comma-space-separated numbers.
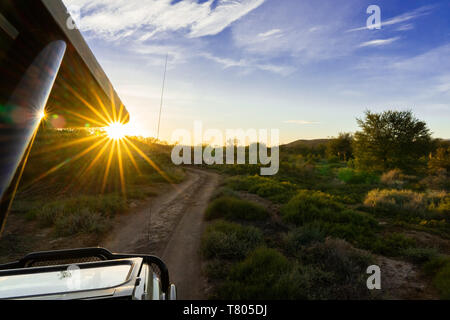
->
337, 168, 379, 184
281, 190, 376, 227
205, 196, 269, 221
284, 224, 326, 252
423, 255, 450, 299
208, 240, 374, 300
429, 146, 450, 173
434, 263, 450, 299
212, 247, 294, 300
402, 247, 439, 264
379, 169, 411, 186
364, 189, 449, 218
24, 194, 131, 236
202, 110, 450, 300
202, 221, 264, 260
364, 189, 427, 214
226, 175, 297, 203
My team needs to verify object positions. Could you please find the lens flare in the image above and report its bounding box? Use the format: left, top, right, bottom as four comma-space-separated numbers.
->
38, 110, 46, 121
105, 122, 127, 140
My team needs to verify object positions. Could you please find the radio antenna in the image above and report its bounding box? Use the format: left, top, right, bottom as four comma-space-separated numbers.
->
156, 54, 168, 141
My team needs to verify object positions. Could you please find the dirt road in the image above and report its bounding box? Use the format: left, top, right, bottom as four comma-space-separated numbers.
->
101, 168, 220, 300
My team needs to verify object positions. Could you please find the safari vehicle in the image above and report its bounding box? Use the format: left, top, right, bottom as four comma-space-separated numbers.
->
0, 248, 176, 300
0, 0, 176, 300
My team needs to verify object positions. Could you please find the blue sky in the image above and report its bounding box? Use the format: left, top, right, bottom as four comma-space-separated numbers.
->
63, 0, 450, 143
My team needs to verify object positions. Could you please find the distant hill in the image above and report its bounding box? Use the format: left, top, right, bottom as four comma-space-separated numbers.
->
282, 139, 330, 148
282, 138, 450, 150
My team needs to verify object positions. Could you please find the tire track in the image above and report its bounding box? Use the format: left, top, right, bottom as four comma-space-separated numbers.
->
101, 168, 220, 299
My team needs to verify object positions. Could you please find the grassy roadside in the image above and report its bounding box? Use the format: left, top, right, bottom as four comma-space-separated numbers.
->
200, 158, 450, 299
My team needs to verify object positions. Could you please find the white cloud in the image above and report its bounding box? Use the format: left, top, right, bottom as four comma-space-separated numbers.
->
308, 26, 322, 33
63, 0, 273, 75
63, 0, 265, 40
201, 52, 294, 76
436, 78, 450, 94
392, 44, 450, 72
358, 37, 400, 48
188, 0, 265, 38
230, 0, 365, 63
347, 44, 450, 118
131, 43, 189, 66
396, 24, 414, 31
255, 63, 294, 76
258, 28, 282, 38
202, 53, 247, 69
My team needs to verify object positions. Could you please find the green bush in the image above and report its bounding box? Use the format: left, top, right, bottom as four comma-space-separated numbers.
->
427, 191, 450, 215
423, 255, 450, 276
26, 194, 127, 235
364, 189, 426, 214
380, 169, 408, 186
318, 183, 375, 205
226, 175, 297, 203
281, 190, 376, 226
204, 259, 233, 280
299, 239, 374, 299
211, 187, 240, 200
205, 197, 269, 222
281, 190, 379, 249
274, 263, 336, 300
437, 198, 450, 214
213, 241, 373, 300
54, 209, 110, 236
337, 168, 379, 184
371, 233, 416, 257
364, 189, 449, 223
281, 190, 344, 225
284, 224, 326, 254
26, 202, 60, 226
433, 262, 450, 299
212, 247, 295, 300
201, 221, 264, 260
402, 247, 439, 264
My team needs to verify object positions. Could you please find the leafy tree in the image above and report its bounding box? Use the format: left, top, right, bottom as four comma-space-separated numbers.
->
327, 133, 353, 161
353, 110, 432, 172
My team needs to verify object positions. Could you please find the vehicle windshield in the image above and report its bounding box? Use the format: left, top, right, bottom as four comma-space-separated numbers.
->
0, 263, 132, 299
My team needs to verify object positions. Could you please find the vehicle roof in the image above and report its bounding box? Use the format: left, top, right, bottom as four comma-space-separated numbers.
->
0, 0, 130, 127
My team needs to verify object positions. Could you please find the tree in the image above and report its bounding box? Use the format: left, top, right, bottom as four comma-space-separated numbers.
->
353, 110, 432, 172
327, 133, 353, 161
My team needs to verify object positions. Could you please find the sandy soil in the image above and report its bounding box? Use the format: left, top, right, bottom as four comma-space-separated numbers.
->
101, 168, 220, 300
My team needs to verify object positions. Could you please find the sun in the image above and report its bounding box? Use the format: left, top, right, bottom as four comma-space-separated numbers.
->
37, 110, 46, 121
104, 122, 127, 140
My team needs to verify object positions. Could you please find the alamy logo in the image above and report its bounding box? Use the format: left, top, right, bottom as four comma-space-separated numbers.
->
171, 121, 279, 176
61, 264, 81, 290
367, 5, 382, 30
366, 265, 381, 290
66, 5, 82, 30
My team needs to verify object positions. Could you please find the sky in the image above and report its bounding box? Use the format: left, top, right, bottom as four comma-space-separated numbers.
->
62, 0, 450, 144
